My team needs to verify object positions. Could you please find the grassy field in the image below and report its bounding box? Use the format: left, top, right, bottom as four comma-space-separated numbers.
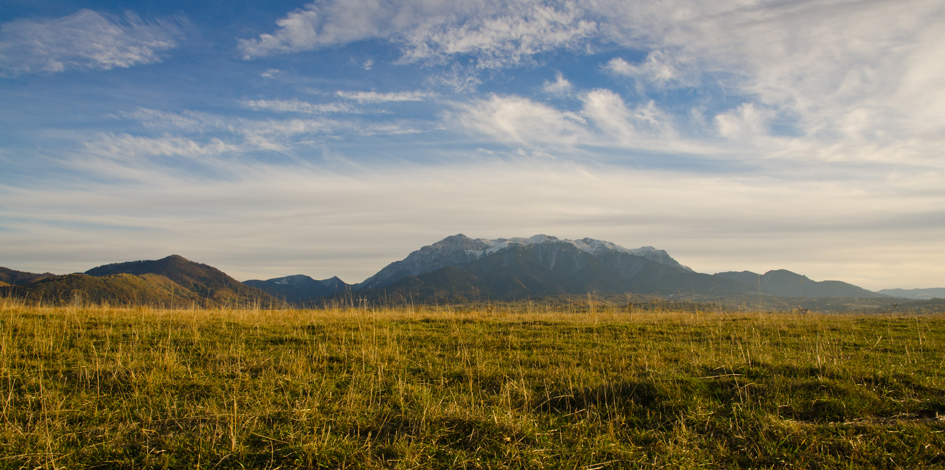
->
2, 297, 944, 469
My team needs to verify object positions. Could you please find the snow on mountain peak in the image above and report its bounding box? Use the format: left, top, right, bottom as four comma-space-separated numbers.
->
448, 235, 692, 272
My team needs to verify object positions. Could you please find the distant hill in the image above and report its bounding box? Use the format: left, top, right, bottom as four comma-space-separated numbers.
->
0, 267, 55, 286
10, 273, 203, 306
244, 275, 351, 305
713, 270, 881, 298
85, 255, 278, 306
878, 288, 945, 300
3, 255, 279, 308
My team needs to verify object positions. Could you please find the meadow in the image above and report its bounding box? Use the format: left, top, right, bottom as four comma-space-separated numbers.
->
1, 297, 944, 468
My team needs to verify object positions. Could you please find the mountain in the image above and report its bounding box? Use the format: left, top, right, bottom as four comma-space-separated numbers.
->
713, 270, 881, 298
356, 234, 496, 290
351, 235, 753, 303
244, 274, 351, 304
357, 234, 692, 290
84, 254, 277, 306
3, 255, 279, 307
877, 288, 945, 300
0, 267, 55, 286
8, 273, 203, 306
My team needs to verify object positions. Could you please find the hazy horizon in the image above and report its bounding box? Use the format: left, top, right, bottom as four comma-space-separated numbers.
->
2, 1, 944, 291
2, 234, 941, 292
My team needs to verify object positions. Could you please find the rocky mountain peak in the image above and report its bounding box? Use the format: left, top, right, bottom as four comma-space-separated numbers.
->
357, 233, 692, 290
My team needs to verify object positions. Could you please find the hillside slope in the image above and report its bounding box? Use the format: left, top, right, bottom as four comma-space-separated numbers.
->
0, 267, 55, 286
8, 273, 201, 306
85, 255, 277, 305
3, 255, 279, 307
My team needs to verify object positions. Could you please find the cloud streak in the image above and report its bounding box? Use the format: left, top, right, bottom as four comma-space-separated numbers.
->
243, 99, 358, 115
239, 0, 598, 68
335, 90, 433, 102
450, 94, 587, 147
0, 9, 183, 76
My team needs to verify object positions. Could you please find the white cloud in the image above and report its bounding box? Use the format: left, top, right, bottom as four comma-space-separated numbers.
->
243, 99, 357, 114
0, 9, 182, 76
122, 108, 231, 133
542, 71, 573, 96
604, 51, 693, 88
426, 63, 482, 92
121, 107, 424, 153
580, 89, 675, 143
399, 1, 597, 68
239, 0, 598, 68
449, 91, 736, 157
53, 134, 245, 184
237, 1, 945, 169
84, 133, 237, 160
450, 94, 587, 146
714, 103, 775, 140
335, 90, 432, 103
238, 0, 411, 59
242, 117, 421, 139
605, 0, 945, 163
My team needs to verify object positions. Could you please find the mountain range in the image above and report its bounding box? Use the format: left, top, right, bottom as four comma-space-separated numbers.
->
2, 234, 937, 308
2, 255, 278, 308
326, 234, 880, 304
244, 275, 350, 306
875, 288, 945, 300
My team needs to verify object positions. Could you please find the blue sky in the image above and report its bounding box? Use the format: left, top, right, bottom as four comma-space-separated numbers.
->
1, 0, 944, 289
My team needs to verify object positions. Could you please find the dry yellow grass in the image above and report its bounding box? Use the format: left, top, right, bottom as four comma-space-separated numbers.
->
2, 297, 944, 468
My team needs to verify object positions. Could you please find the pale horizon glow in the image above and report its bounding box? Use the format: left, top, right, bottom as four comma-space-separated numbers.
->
2, 0, 944, 291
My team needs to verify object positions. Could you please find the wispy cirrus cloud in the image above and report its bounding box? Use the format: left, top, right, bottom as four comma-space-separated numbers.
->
238, 1, 945, 168
580, 89, 676, 144
450, 91, 714, 156
122, 108, 231, 133
334, 90, 433, 103
238, 0, 598, 68
714, 103, 776, 141
243, 99, 358, 115
542, 71, 573, 96
449, 94, 587, 147
241, 92, 433, 118
604, 52, 695, 89
84, 133, 238, 160
600, 0, 945, 163
0, 9, 183, 76
111, 104, 429, 162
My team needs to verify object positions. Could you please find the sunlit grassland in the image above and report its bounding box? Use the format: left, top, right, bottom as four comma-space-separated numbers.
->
2, 297, 944, 468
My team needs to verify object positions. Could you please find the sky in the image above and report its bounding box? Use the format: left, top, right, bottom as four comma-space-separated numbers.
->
1, 0, 943, 290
